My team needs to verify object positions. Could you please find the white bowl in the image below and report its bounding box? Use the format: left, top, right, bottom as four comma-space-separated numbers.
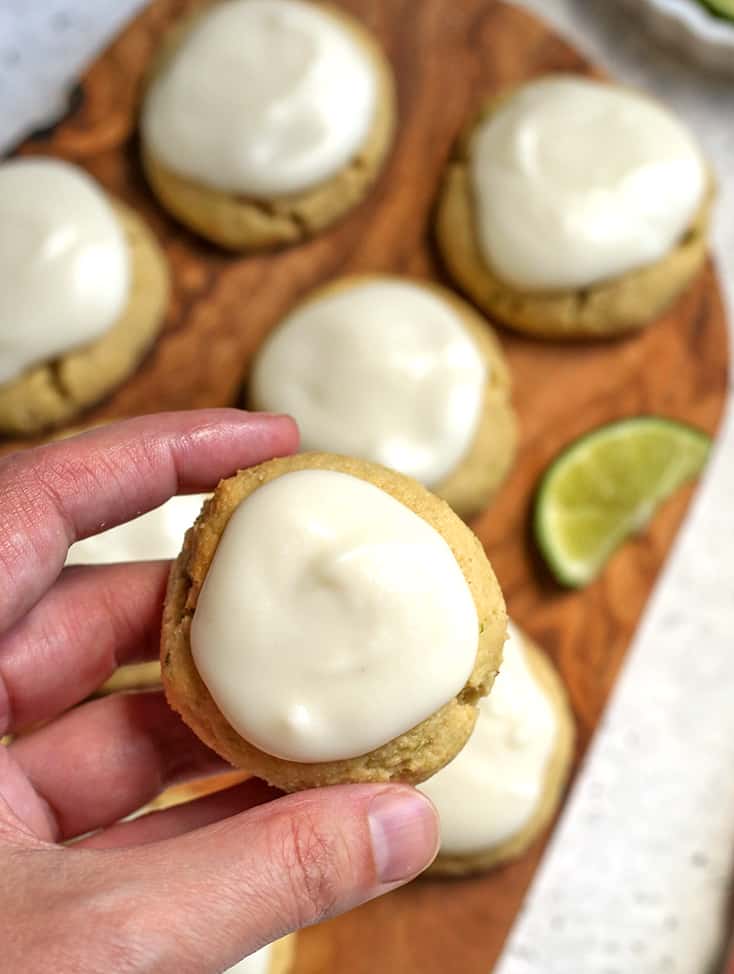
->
622, 0, 734, 75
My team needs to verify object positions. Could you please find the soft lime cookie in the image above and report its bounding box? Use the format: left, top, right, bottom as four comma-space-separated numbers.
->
436, 76, 713, 339
161, 452, 507, 792
420, 622, 575, 876
249, 275, 516, 519
0, 158, 168, 435
141, 0, 395, 250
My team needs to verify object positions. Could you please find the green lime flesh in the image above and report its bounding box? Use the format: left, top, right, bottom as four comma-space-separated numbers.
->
534, 417, 711, 588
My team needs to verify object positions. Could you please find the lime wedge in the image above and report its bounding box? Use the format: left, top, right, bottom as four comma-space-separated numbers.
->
700, 0, 734, 20
534, 417, 711, 587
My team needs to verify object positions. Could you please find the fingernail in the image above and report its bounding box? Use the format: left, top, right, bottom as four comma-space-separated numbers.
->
368, 789, 439, 884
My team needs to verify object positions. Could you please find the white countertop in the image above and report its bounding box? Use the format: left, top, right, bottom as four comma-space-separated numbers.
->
0, 2, 732, 972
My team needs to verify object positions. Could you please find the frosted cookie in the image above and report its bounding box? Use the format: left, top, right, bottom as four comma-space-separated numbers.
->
420, 622, 575, 876
68, 493, 209, 695
249, 275, 516, 519
161, 453, 507, 791
225, 935, 296, 974
436, 76, 712, 338
141, 0, 395, 250
0, 157, 168, 435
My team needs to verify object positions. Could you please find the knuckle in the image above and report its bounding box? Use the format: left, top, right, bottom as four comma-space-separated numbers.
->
276, 809, 343, 926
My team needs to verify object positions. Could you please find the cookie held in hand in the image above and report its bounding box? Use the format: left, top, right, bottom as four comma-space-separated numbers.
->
161, 453, 507, 791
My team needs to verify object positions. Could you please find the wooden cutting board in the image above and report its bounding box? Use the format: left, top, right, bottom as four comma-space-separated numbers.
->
9, 1, 729, 970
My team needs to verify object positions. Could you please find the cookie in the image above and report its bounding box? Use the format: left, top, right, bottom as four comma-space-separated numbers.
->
249, 275, 516, 519
161, 452, 507, 791
141, 0, 395, 251
436, 75, 713, 339
420, 623, 575, 876
0, 159, 168, 435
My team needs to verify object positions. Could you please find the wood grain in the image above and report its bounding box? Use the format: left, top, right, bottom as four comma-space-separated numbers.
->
8, 1, 729, 970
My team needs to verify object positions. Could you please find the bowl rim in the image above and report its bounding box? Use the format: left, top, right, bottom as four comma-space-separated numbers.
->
641, 0, 734, 45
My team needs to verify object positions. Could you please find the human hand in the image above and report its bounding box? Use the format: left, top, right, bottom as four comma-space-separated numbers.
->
0, 410, 439, 973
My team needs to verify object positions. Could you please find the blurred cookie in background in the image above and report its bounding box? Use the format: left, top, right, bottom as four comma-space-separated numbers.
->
437, 76, 712, 339
420, 621, 575, 876
140, 0, 395, 250
67, 492, 209, 695
249, 275, 516, 520
0, 157, 168, 435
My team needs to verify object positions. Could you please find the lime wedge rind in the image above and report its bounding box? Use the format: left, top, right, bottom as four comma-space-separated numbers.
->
700, 0, 734, 21
534, 417, 711, 588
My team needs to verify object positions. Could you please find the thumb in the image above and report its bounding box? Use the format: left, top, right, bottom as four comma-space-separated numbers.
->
96, 783, 438, 972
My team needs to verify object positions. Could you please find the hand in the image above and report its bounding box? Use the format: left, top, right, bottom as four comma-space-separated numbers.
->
0, 410, 439, 973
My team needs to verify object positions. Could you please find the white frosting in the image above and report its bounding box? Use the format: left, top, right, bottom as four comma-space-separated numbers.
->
0, 158, 130, 384
191, 469, 478, 763
142, 0, 377, 197
225, 943, 272, 974
251, 279, 486, 487
419, 622, 557, 854
470, 77, 706, 291
66, 494, 208, 565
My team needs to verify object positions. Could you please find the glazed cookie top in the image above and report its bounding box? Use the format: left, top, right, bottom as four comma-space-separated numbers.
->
419, 622, 557, 853
190, 469, 479, 763
0, 158, 130, 384
67, 494, 208, 565
470, 76, 706, 291
142, 0, 378, 197
250, 278, 487, 487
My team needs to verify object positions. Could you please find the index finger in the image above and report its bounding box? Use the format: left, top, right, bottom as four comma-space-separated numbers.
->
0, 408, 298, 633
